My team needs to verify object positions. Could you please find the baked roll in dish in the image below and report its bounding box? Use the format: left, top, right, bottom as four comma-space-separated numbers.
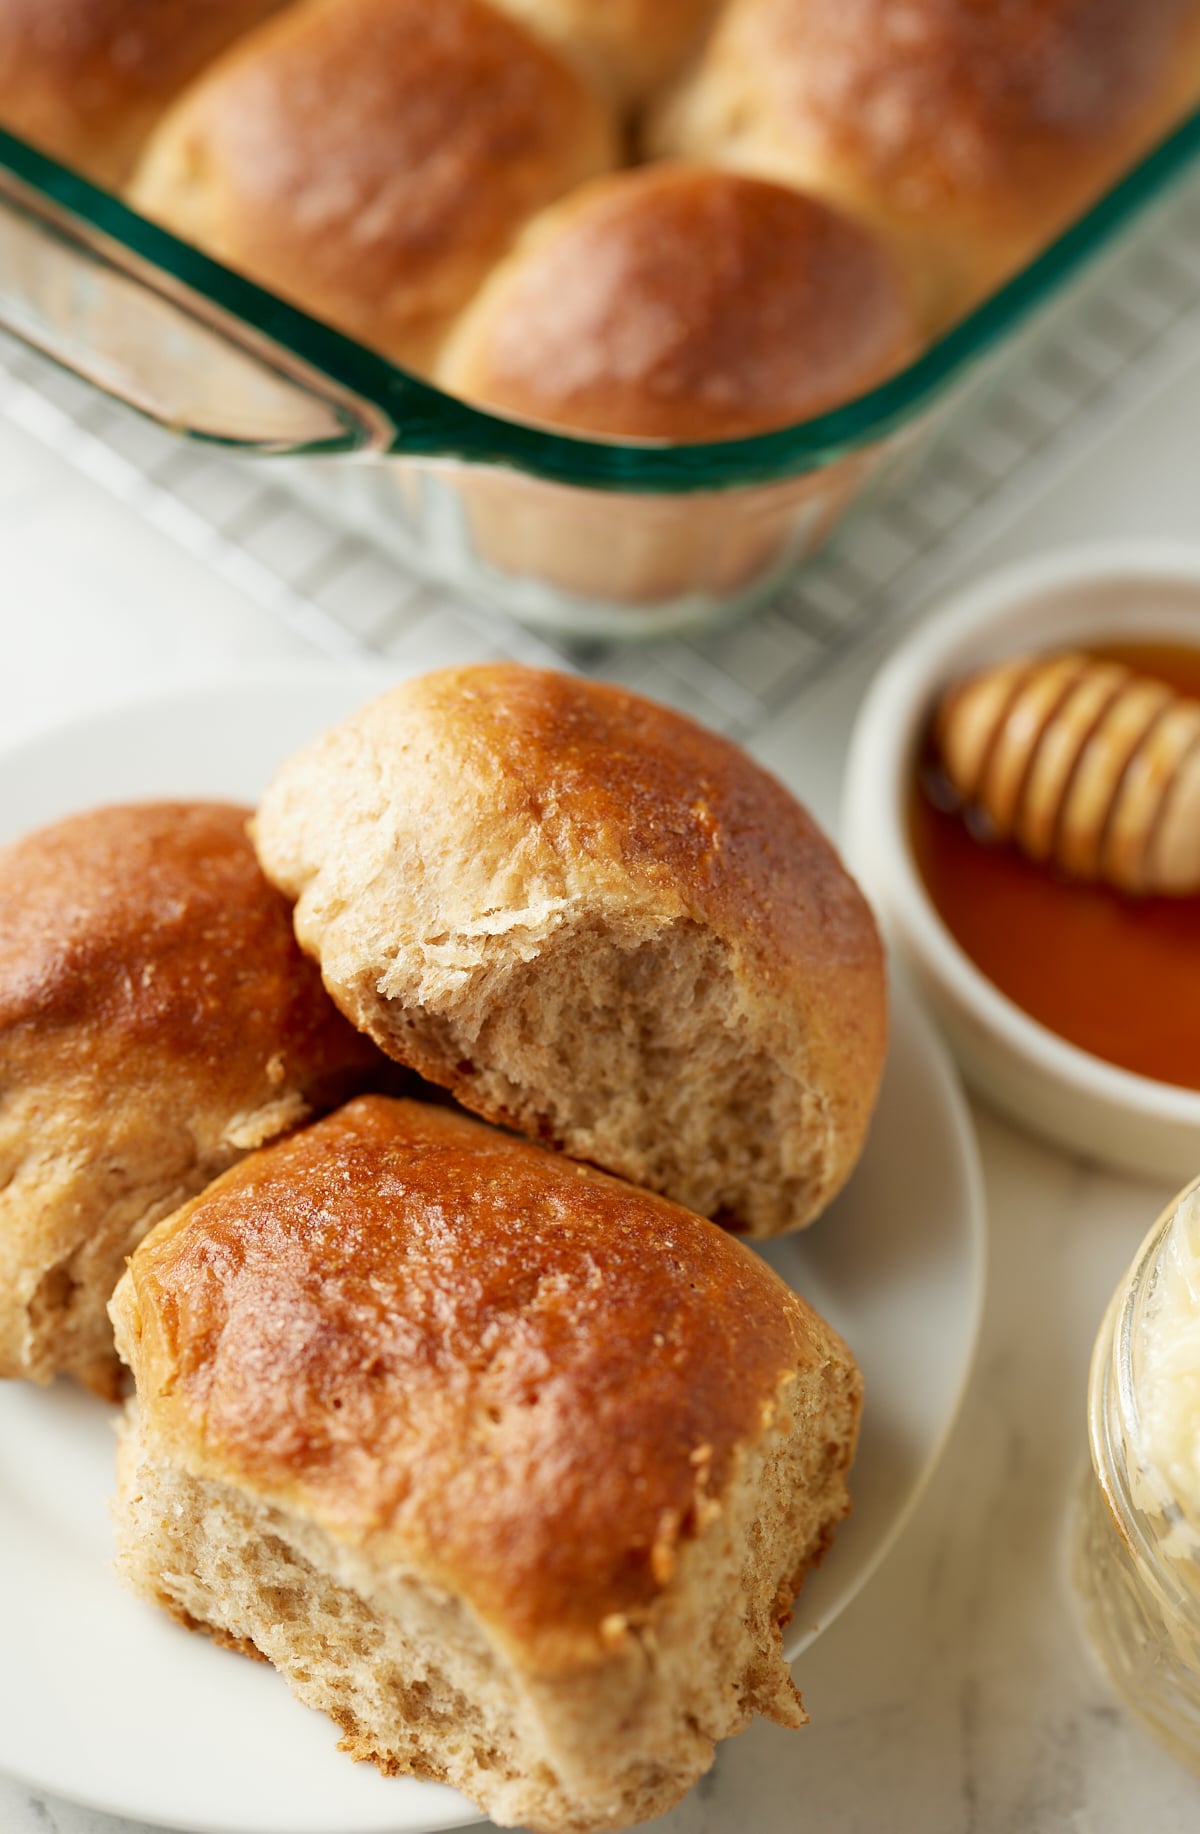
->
0, 0, 291, 188
111, 1095, 863, 1834
442, 164, 917, 442
652, 0, 1200, 325
252, 665, 887, 1237
486, 0, 719, 105
0, 801, 382, 1398
438, 163, 918, 606
129, 0, 618, 373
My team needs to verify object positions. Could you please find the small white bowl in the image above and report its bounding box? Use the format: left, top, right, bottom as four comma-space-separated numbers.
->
842, 541, 1200, 1180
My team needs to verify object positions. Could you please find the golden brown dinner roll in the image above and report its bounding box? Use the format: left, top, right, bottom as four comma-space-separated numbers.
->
252, 666, 887, 1237
486, 0, 719, 105
0, 801, 383, 1398
653, 0, 1200, 325
129, 0, 618, 373
438, 163, 917, 607
442, 163, 917, 440
111, 1095, 863, 1833
0, 0, 291, 188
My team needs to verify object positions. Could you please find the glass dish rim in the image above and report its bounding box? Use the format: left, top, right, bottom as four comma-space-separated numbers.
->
1, 108, 1199, 493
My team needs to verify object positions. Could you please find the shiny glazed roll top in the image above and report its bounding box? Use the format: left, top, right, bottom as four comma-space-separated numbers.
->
485, 0, 720, 104
129, 0, 619, 372
0, 0, 292, 186
111, 1094, 864, 1832
0, 800, 382, 1397
652, 0, 1200, 324
441, 163, 919, 440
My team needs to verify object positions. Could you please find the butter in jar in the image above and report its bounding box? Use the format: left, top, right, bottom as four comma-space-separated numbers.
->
1073, 1177, 1200, 1764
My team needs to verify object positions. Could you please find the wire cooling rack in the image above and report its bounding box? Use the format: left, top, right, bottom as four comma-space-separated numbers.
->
3, 168, 1200, 738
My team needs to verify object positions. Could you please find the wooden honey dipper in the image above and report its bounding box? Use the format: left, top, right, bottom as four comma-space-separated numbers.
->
931, 650, 1200, 895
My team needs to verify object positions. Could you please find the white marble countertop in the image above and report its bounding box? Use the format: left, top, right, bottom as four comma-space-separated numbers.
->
3, 342, 1200, 1834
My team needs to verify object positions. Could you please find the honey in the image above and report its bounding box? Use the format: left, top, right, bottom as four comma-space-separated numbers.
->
911, 642, 1200, 1090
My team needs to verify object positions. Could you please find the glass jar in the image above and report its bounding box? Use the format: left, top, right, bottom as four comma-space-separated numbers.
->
1073, 1175, 1200, 1767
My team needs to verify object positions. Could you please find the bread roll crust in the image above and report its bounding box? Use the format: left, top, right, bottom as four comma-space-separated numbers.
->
654, 0, 1200, 321
437, 167, 914, 601
130, 0, 618, 371
0, 0, 289, 186
486, 0, 719, 103
0, 801, 381, 1394
112, 1094, 863, 1829
441, 164, 918, 441
252, 665, 887, 1236
113, 1094, 848, 1668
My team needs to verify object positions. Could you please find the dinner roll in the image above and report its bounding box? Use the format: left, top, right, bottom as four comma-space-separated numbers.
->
486, 0, 719, 105
438, 163, 917, 608
652, 0, 1200, 325
0, 802, 382, 1398
0, 0, 290, 188
252, 666, 887, 1237
111, 1095, 863, 1833
442, 164, 918, 440
130, 0, 618, 373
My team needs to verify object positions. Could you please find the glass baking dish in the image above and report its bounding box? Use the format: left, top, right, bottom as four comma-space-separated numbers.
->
1, 111, 1199, 640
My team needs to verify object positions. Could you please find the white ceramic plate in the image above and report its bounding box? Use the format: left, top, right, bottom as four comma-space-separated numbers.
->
0, 667, 987, 1834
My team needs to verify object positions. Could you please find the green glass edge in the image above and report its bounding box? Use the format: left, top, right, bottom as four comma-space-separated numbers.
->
1, 112, 1199, 493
